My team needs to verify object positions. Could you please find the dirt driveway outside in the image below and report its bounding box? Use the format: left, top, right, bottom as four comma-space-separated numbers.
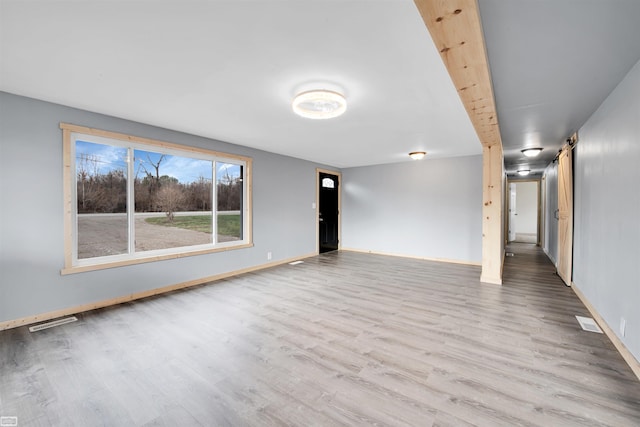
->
78, 213, 233, 259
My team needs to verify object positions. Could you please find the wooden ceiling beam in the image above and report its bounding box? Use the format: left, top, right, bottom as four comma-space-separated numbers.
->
414, 0, 502, 149
415, 0, 505, 285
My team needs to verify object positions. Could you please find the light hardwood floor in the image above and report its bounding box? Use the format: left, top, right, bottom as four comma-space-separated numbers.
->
1, 243, 639, 426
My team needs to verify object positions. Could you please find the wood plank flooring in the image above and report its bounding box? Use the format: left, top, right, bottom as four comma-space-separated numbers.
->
1, 243, 639, 426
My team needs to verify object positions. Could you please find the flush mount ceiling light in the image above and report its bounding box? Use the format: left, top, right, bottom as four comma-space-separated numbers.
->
409, 151, 427, 160
517, 169, 531, 176
292, 90, 347, 119
521, 147, 543, 157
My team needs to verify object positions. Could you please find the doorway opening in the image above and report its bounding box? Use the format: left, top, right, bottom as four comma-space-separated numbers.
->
317, 169, 340, 253
507, 180, 540, 245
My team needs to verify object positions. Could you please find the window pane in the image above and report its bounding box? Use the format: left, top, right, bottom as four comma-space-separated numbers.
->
76, 141, 128, 259
134, 149, 213, 252
216, 162, 243, 242
322, 177, 335, 188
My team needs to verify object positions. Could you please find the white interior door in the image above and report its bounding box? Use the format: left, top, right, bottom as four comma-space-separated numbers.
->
540, 177, 546, 249
508, 183, 517, 242
513, 181, 539, 242
557, 145, 573, 286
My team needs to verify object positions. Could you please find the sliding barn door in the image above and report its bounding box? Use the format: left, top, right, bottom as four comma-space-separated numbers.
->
557, 145, 573, 286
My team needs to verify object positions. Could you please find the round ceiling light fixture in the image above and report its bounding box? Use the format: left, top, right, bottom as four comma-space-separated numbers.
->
409, 151, 427, 160
292, 90, 347, 119
521, 147, 543, 157
517, 169, 531, 176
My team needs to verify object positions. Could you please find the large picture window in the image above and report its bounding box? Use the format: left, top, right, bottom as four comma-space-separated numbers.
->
62, 123, 252, 273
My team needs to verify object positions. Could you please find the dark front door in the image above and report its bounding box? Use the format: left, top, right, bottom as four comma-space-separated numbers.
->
319, 172, 339, 253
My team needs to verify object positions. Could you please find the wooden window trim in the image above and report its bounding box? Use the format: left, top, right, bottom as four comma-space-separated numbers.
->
61, 123, 253, 275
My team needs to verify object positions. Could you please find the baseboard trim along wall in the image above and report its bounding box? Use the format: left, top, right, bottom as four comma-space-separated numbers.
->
341, 248, 482, 267
572, 282, 640, 381
0, 253, 317, 332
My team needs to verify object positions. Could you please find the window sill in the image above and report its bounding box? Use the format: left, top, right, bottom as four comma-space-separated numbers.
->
61, 242, 254, 275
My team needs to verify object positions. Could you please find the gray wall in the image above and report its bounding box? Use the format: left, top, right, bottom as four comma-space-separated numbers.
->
542, 162, 558, 263
0, 92, 331, 323
573, 59, 640, 360
341, 155, 482, 264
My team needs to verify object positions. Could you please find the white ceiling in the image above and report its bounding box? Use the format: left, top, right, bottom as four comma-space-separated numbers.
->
0, 0, 481, 169
478, 0, 640, 176
4, 1, 639, 174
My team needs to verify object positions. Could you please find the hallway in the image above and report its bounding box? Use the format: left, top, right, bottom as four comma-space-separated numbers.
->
501, 242, 640, 424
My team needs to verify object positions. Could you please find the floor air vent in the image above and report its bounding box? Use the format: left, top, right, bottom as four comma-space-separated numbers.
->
506, 252, 515, 257
29, 316, 78, 332
289, 260, 304, 266
575, 316, 603, 334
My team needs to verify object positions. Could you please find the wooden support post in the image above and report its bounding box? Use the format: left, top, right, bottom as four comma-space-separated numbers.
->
414, 0, 505, 283
481, 143, 504, 284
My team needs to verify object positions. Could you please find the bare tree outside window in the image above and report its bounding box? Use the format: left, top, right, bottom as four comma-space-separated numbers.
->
156, 182, 185, 222
216, 162, 243, 242
133, 149, 214, 252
